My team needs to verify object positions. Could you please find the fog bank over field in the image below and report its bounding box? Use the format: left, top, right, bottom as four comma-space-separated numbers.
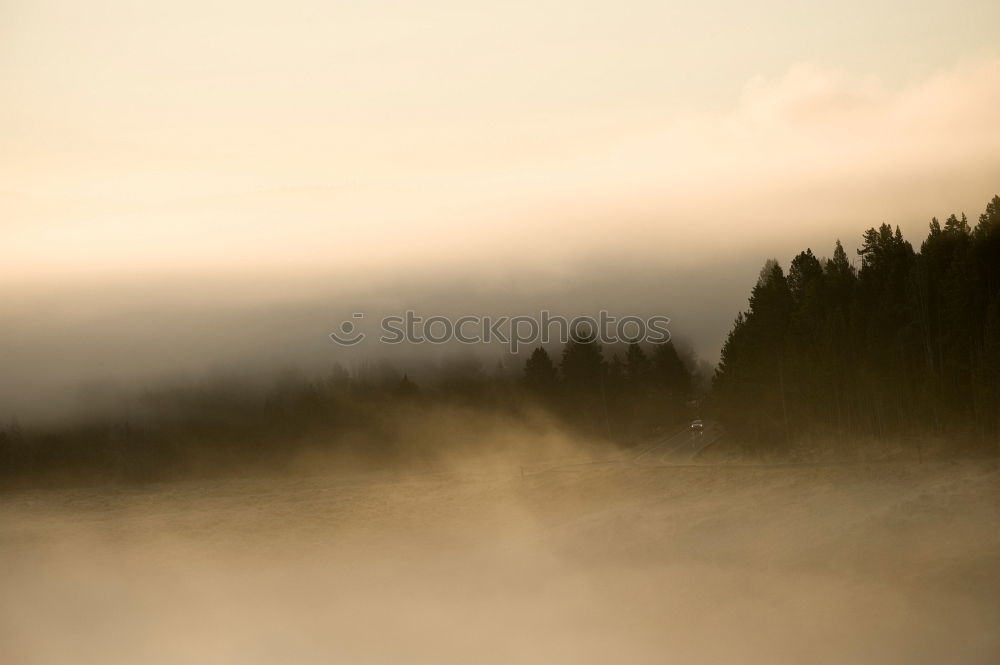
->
1, 179, 998, 424
0, 258, 748, 422
2, 456, 998, 665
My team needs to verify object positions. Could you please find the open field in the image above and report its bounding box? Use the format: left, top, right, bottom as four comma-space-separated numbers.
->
2, 458, 998, 665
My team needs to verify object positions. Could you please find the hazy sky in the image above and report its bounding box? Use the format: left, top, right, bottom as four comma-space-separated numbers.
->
3, 0, 999, 279
2, 1, 1000, 417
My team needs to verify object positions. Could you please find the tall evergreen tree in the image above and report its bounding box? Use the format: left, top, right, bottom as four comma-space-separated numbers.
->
523, 347, 559, 398
559, 328, 609, 433
560, 328, 606, 392
624, 342, 652, 385
651, 341, 691, 399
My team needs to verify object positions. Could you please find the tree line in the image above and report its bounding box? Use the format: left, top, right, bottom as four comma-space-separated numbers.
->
0, 337, 697, 486
713, 195, 1000, 451
3, 195, 996, 485
522, 336, 695, 441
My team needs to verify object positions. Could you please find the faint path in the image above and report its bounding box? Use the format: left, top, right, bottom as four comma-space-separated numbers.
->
518, 421, 725, 476
632, 420, 725, 465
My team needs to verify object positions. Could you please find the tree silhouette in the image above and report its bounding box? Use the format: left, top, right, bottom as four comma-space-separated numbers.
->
651, 341, 691, 399
523, 347, 558, 398
624, 342, 651, 385
560, 328, 606, 392
396, 373, 418, 396
559, 327, 609, 433
714, 195, 1000, 451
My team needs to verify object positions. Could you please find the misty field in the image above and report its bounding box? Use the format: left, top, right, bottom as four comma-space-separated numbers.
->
2, 458, 998, 665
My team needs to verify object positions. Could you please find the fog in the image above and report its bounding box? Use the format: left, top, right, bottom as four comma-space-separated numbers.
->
2, 437, 998, 665
0, 257, 753, 423
3, 2, 999, 660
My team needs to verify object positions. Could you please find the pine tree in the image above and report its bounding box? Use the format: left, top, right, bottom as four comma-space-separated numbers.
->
624, 342, 651, 385
651, 341, 691, 399
523, 347, 558, 397
559, 328, 608, 433
560, 329, 606, 392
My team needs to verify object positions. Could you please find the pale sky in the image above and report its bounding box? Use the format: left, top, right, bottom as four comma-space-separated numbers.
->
3, 0, 1000, 281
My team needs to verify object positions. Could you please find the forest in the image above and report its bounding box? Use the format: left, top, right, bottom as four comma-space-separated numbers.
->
714, 195, 1000, 450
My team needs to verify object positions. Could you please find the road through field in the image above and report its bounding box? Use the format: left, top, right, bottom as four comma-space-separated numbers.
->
633, 420, 725, 465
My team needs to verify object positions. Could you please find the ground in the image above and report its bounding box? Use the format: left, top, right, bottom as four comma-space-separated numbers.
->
1, 458, 998, 664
